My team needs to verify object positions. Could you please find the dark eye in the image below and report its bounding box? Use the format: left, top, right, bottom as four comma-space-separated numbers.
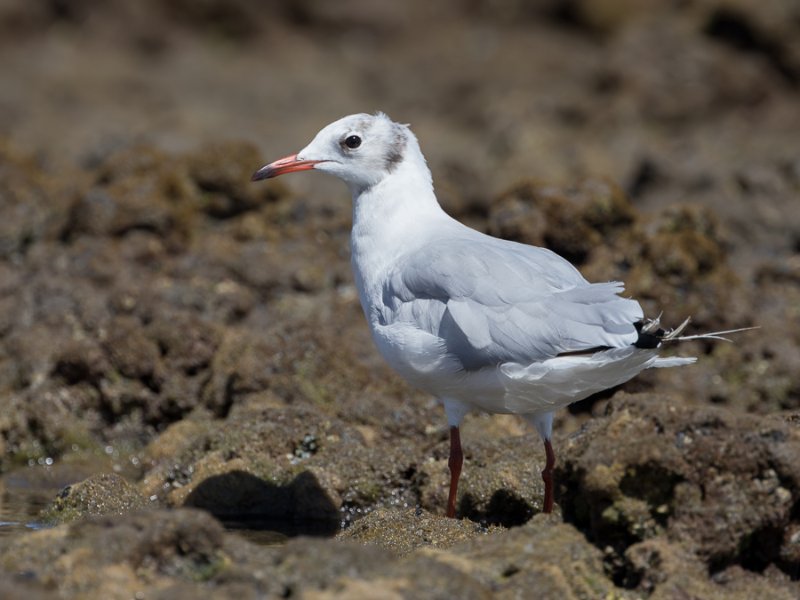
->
344, 135, 361, 149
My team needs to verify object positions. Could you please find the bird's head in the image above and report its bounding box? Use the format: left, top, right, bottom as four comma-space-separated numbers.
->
252, 112, 414, 193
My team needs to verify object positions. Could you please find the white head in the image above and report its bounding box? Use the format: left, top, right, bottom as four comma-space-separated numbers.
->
252, 113, 425, 194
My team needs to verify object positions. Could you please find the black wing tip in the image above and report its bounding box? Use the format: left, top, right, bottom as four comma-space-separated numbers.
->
634, 319, 663, 349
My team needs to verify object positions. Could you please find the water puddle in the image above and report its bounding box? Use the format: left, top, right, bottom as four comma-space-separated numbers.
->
219, 515, 340, 546
0, 456, 135, 542
0, 469, 63, 539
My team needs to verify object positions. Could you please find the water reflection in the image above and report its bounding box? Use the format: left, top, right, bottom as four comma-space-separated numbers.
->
0, 470, 61, 538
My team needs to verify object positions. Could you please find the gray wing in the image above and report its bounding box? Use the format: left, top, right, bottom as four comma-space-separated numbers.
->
381, 237, 643, 370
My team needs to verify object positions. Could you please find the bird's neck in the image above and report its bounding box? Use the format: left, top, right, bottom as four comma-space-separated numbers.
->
349, 158, 448, 313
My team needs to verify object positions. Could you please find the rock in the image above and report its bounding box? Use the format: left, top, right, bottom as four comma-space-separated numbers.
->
558, 392, 800, 592
609, 17, 780, 122
53, 338, 110, 386
1, 510, 233, 598
102, 315, 162, 383
489, 177, 635, 265
185, 141, 280, 219
338, 507, 500, 555
624, 538, 799, 599
416, 433, 547, 526
0, 141, 73, 259
4, 501, 798, 599
41, 472, 150, 524
437, 514, 628, 598
0, 507, 485, 598
0, 387, 100, 469
138, 405, 415, 529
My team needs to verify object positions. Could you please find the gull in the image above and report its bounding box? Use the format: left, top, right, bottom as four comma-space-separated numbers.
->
252, 113, 751, 518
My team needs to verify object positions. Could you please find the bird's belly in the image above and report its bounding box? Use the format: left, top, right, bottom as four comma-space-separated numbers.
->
370, 321, 461, 389
369, 321, 523, 414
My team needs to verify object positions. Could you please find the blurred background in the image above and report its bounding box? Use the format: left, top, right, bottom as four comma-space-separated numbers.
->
2, 0, 798, 244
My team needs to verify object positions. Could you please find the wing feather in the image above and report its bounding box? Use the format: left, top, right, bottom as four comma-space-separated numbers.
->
382, 236, 643, 370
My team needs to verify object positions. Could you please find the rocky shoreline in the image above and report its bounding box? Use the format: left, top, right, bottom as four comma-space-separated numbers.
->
1, 1, 799, 598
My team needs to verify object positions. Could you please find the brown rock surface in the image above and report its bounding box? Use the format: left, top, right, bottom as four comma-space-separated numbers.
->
1, 0, 799, 597
559, 393, 800, 589
41, 472, 150, 524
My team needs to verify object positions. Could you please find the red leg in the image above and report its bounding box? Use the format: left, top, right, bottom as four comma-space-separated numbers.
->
446, 426, 463, 518
542, 438, 555, 514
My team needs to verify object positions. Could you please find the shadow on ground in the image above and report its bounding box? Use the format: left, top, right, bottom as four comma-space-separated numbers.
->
184, 469, 340, 537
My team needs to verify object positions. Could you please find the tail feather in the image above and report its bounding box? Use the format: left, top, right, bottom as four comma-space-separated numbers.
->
652, 356, 697, 368
635, 316, 757, 348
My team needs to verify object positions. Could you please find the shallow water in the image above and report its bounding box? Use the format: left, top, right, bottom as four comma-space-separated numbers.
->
218, 514, 341, 545
0, 469, 61, 540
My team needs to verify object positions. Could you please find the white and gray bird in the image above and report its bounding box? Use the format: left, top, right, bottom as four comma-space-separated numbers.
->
252, 112, 748, 517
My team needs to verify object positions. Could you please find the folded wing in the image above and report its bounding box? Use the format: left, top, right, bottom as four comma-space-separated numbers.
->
381, 236, 643, 370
